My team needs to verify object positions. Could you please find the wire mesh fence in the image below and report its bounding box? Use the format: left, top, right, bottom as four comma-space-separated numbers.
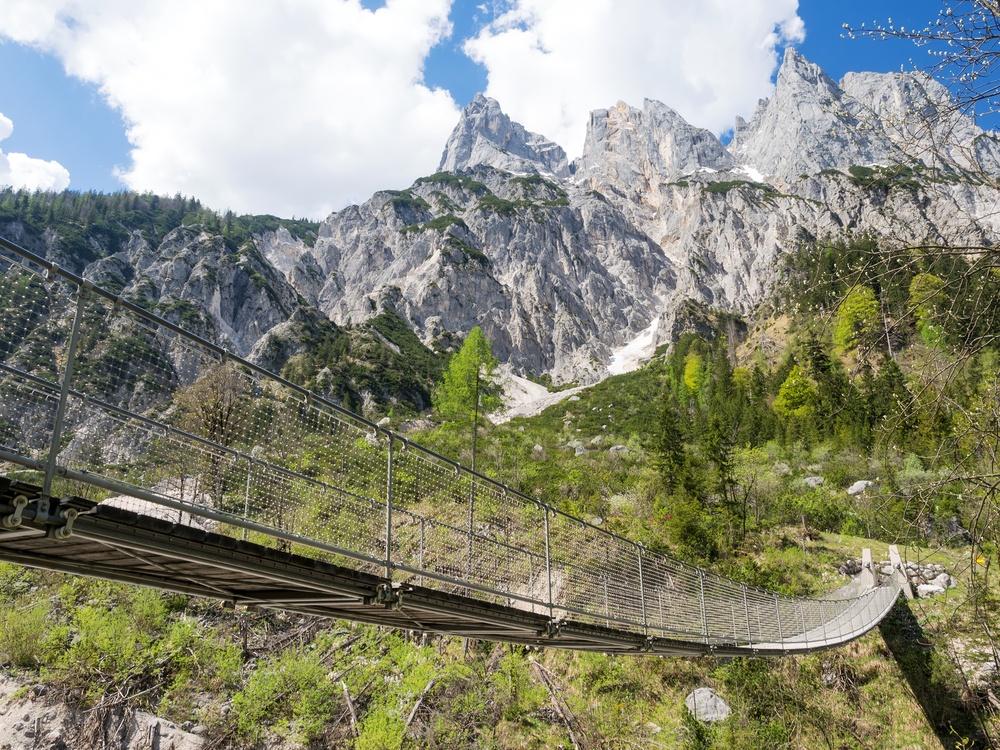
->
0, 237, 901, 651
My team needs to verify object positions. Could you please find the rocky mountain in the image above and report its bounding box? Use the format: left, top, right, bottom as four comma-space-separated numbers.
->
277, 169, 678, 384
5, 48, 1000, 395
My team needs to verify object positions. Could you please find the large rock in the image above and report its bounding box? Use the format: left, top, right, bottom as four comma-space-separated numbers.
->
847, 480, 874, 496
930, 573, 957, 589
917, 583, 946, 598
685, 688, 732, 723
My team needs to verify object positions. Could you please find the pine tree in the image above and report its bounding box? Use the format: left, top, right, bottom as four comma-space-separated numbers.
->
432, 327, 503, 471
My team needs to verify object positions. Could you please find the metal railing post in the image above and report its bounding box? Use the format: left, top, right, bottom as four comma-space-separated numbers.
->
544, 507, 553, 620
529, 550, 535, 614
698, 570, 708, 644
466, 473, 475, 591
602, 573, 609, 628
385, 435, 393, 579
43, 282, 88, 506
774, 594, 784, 644
799, 602, 808, 647
242, 460, 252, 541
742, 584, 752, 644
637, 544, 647, 636
419, 518, 425, 587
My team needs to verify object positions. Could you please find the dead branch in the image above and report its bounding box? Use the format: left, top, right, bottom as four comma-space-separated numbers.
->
532, 662, 582, 750
402, 678, 436, 737
342, 681, 359, 737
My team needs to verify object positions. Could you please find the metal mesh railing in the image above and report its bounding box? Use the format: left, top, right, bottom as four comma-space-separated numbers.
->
0, 236, 901, 652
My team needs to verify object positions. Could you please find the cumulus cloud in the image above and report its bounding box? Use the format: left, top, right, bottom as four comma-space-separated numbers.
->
0, 112, 71, 191
464, 0, 806, 155
0, 0, 461, 218
0, 0, 805, 218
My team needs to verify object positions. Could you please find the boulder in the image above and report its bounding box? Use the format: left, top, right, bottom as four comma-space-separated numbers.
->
609, 445, 629, 455
930, 573, 956, 589
804, 476, 824, 487
917, 583, 946, 598
847, 480, 874, 495
685, 688, 732, 723
946, 517, 973, 543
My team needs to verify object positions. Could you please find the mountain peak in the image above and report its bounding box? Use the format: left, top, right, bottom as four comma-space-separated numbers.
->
574, 97, 736, 188
437, 95, 570, 177
728, 48, 892, 178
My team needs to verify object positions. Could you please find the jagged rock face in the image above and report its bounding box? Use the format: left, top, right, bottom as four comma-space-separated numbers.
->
572, 99, 739, 242
268, 90, 1000, 382
575, 99, 737, 186
438, 93, 571, 178
86, 225, 300, 358
730, 47, 1000, 180
258, 226, 325, 307
840, 70, 1000, 176
295, 167, 678, 384
729, 48, 896, 179
12, 51, 1000, 393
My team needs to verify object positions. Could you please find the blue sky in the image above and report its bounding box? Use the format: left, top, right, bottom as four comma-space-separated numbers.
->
0, 0, 958, 215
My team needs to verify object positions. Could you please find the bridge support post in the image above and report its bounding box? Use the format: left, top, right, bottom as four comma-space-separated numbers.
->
889, 545, 914, 600
43, 281, 88, 506
774, 593, 783, 644
859, 548, 877, 590
742, 584, 752, 644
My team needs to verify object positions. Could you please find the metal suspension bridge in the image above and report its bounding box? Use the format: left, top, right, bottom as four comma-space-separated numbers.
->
0, 236, 905, 656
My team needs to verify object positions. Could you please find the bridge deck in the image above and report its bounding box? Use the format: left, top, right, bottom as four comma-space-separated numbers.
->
0, 478, 896, 657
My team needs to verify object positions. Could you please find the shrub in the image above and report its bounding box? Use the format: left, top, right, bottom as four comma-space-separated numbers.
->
0, 603, 48, 668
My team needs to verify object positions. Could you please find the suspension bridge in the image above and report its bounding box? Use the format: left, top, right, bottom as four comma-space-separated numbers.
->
0, 236, 904, 656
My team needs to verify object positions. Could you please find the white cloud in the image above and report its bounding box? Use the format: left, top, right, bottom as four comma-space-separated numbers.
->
0, 0, 461, 218
464, 0, 805, 155
0, 111, 71, 191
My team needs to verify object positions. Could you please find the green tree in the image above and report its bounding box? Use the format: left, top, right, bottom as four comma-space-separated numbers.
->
909, 272, 946, 346
652, 394, 686, 495
432, 327, 503, 470
772, 365, 817, 419
834, 286, 879, 351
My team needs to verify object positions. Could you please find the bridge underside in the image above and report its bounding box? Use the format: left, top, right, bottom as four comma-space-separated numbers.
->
0, 478, 888, 657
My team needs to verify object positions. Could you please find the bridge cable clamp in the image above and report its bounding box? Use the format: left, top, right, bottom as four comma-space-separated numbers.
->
373, 583, 403, 611
2, 495, 29, 529
541, 620, 562, 638
52, 508, 79, 540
